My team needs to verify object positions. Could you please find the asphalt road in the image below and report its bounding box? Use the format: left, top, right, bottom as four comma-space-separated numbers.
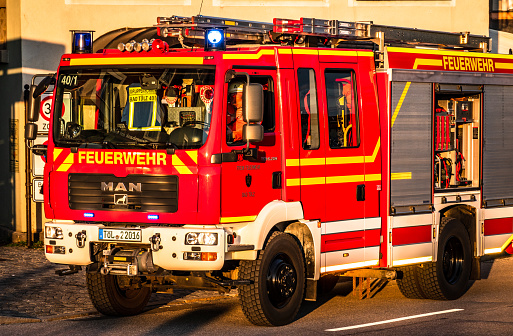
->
1, 255, 513, 335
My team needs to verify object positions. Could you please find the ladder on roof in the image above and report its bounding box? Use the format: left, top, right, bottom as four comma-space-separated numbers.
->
155, 15, 490, 52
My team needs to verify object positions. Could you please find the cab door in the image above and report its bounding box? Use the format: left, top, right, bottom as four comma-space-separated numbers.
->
319, 60, 381, 271
220, 69, 281, 223
293, 51, 326, 221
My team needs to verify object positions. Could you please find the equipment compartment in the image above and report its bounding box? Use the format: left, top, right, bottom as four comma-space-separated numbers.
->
434, 85, 481, 190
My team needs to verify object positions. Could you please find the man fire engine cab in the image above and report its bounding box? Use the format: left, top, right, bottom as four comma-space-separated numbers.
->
25, 16, 513, 327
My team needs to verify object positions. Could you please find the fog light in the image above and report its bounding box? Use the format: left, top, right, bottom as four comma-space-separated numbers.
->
184, 252, 201, 260
117, 43, 125, 52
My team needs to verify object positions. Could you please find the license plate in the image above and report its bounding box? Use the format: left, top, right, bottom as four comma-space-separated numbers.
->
99, 228, 141, 242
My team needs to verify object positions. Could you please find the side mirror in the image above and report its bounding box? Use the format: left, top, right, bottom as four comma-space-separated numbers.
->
28, 85, 41, 122
242, 124, 263, 143
33, 75, 55, 99
25, 123, 38, 141
242, 83, 264, 123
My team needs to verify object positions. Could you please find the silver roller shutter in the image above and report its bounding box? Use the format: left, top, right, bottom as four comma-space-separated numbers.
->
390, 82, 433, 213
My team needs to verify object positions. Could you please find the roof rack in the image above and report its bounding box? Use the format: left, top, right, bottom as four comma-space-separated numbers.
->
155, 15, 490, 52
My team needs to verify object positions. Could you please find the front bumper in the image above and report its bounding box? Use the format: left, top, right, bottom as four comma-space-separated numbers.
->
44, 221, 226, 271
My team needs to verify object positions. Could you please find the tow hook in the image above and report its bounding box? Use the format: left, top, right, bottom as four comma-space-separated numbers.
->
149, 233, 162, 252
101, 249, 111, 275
75, 230, 87, 248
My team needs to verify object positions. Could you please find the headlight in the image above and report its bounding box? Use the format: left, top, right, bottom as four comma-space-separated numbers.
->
185, 232, 218, 245
45, 226, 63, 239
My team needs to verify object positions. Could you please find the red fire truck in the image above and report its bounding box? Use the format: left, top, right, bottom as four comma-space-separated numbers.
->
25, 15, 513, 326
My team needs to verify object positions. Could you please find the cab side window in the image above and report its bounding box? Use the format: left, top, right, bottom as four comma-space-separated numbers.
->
226, 75, 275, 146
325, 70, 360, 148
298, 68, 320, 150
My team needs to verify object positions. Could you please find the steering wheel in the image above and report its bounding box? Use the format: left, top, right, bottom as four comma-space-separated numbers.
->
183, 120, 209, 128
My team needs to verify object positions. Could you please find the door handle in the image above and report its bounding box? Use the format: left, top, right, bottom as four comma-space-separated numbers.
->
356, 184, 365, 201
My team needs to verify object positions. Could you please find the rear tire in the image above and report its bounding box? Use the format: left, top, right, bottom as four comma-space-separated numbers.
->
86, 273, 151, 316
396, 265, 426, 299
418, 217, 472, 300
238, 232, 305, 326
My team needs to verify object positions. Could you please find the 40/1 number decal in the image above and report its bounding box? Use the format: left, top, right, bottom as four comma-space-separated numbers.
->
60, 75, 78, 88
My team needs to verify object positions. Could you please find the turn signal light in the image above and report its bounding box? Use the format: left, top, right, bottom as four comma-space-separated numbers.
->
183, 252, 217, 261
201, 252, 217, 261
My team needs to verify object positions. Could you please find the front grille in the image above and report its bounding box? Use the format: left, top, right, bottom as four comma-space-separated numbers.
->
69, 174, 178, 213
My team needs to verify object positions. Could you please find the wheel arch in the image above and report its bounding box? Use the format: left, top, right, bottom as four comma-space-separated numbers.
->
439, 204, 477, 248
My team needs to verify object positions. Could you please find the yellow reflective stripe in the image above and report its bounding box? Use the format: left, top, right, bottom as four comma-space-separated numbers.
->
392, 256, 433, 267
287, 173, 380, 186
391, 172, 412, 180
69, 57, 204, 66
326, 139, 381, 164
300, 157, 325, 166
171, 155, 192, 174
484, 247, 502, 254
500, 233, 513, 251
293, 49, 318, 55
326, 156, 364, 165
56, 153, 74, 172
319, 50, 357, 57
185, 151, 198, 164
327, 175, 364, 184
278, 49, 292, 54
286, 178, 301, 187
358, 51, 374, 57
223, 49, 274, 60
175, 166, 192, 174
495, 62, 513, 70
413, 58, 443, 69
365, 174, 381, 182
286, 159, 300, 167
220, 215, 257, 223
299, 177, 326, 186
391, 82, 411, 128
53, 148, 63, 160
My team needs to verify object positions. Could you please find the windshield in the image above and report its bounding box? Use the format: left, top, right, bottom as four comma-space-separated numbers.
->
53, 67, 215, 149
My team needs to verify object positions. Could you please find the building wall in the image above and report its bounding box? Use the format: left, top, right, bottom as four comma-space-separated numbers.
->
0, 0, 490, 241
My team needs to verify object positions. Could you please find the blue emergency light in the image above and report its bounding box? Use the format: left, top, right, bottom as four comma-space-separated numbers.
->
205, 28, 226, 51
71, 30, 94, 54
84, 212, 95, 218
148, 214, 159, 220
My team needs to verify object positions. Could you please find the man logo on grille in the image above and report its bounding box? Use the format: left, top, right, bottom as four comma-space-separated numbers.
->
101, 182, 142, 192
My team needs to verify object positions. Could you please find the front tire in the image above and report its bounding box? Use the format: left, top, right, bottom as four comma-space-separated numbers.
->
418, 217, 472, 300
86, 273, 151, 316
238, 232, 306, 326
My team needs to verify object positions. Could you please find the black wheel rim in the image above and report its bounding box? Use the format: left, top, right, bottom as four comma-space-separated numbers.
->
115, 276, 141, 300
266, 252, 297, 308
442, 236, 464, 284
